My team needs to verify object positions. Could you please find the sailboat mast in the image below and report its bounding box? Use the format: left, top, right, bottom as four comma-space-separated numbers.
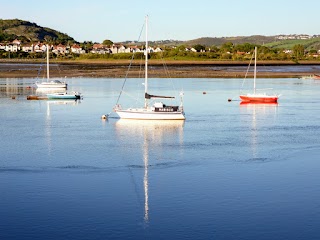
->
46, 44, 49, 81
144, 15, 148, 108
254, 46, 257, 94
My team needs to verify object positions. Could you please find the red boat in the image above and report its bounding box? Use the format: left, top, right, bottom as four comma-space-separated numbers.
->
240, 93, 278, 103
312, 74, 320, 80
240, 46, 279, 103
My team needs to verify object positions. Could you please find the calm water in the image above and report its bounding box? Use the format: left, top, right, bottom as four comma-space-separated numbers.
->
1, 77, 320, 240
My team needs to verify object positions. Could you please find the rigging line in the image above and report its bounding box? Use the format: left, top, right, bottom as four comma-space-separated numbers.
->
134, 56, 145, 106
115, 21, 145, 107
37, 52, 46, 79
122, 90, 145, 104
240, 50, 255, 92
160, 51, 180, 104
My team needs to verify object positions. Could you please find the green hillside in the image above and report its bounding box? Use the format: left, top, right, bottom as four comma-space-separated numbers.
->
265, 37, 320, 50
183, 35, 276, 47
0, 19, 74, 44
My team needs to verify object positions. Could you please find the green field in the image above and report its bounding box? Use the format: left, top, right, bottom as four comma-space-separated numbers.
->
266, 37, 320, 50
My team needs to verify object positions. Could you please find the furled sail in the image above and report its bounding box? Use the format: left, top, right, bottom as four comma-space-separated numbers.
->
145, 93, 175, 99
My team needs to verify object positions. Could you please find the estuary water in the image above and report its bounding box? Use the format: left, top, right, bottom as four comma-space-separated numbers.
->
1, 77, 320, 240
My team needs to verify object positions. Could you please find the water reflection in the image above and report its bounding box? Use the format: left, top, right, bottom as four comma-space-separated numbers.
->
44, 99, 81, 156
45, 101, 52, 156
240, 102, 278, 160
114, 120, 184, 223
0, 78, 35, 96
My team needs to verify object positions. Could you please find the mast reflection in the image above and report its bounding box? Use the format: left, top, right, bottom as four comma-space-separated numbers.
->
240, 102, 278, 160
114, 119, 184, 223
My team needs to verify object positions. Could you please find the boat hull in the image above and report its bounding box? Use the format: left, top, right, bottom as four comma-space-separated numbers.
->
115, 109, 185, 120
36, 83, 67, 88
240, 94, 278, 103
36, 81, 67, 88
47, 94, 80, 100
312, 75, 320, 80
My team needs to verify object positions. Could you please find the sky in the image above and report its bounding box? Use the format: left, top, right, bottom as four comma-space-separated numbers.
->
1, 0, 320, 43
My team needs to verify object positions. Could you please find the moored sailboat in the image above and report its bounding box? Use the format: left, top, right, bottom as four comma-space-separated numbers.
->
113, 16, 185, 120
35, 45, 67, 89
312, 74, 320, 80
240, 47, 279, 103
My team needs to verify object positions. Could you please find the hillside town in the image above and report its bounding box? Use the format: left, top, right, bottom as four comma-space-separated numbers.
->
275, 34, 320, 40
1, 35, 320, 60
0, 39, 165, 54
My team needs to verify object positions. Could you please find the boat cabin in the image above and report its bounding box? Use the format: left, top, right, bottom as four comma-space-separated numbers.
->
153, 102, 179, 112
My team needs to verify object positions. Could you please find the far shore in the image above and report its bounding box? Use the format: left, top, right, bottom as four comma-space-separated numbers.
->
1, 59, 320, 79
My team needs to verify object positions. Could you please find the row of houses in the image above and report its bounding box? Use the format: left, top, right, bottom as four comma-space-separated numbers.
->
0, 39, 85, 54
0, 39, 164, 54
90, 43, 163, 54
2, 39, 320, 56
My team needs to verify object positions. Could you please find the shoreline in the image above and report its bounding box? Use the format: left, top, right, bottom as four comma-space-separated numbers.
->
1, 59, 320, 78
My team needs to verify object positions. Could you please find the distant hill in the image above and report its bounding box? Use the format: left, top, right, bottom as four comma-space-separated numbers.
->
1, 18, 320, 51
0, 19, 74, 44
183, 35, 276, 47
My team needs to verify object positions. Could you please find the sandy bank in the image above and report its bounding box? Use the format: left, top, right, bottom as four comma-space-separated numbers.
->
0, 59, 319, 78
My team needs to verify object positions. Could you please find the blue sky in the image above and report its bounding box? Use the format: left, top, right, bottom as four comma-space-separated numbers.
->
2, 0, 319, 43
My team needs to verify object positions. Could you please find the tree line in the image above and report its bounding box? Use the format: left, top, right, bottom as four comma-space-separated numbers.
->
0, 41, 318, 61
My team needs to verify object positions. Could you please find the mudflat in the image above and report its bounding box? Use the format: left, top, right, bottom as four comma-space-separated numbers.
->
1, 59, 320, 78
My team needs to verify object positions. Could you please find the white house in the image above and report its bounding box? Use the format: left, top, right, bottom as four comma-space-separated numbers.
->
283, 50, 292, 54
21, 44, 34, 52
71, 44, 85, 54
52, 44, 68, 54
5, 43, 20, 52
12, 39, 21, 45
0, 43, 6, 51
91, 43, 111, 54
154, 47, 163, 53
34, 43, 47, 52
130, 46, 142, 53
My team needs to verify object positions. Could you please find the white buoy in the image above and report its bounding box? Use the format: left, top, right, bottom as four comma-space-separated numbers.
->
101, 114, 108, 120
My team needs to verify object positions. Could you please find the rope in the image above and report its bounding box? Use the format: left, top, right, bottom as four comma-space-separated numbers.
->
105, 21, 145, 117
240, 50, 255, 94
114, 22, 145, 107
36, 53, 46, 79
159, 51, 180, 105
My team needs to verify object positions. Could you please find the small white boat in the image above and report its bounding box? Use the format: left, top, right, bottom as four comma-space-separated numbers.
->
114, 16, 185, 120
46, 92, 81, 100
35, 45, 67, 89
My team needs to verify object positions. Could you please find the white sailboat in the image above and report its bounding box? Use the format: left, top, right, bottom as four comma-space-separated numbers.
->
240, 46, 279, 103
35, 45, 67, 89
114, 16, 185, 120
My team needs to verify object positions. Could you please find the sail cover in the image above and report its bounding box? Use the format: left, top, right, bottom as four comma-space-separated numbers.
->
145, 93, 175, 99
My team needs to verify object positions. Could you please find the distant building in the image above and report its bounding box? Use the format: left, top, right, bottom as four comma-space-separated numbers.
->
275, 34, 313, 40
52, 44, 68, 54
71, 44, 85, 54
21, 43, 34, 52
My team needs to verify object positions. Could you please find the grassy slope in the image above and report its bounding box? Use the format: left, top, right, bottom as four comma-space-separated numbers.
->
0, 19, 74, 42
265, 37, 320, 50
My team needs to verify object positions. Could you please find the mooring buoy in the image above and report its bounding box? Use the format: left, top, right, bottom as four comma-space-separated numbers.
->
101, 114, 108, 120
